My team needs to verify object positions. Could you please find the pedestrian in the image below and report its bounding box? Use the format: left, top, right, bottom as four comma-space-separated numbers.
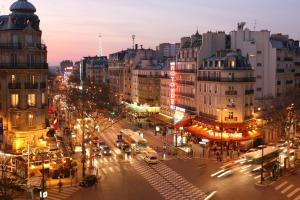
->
216, 151, 220, 161
58, 180, 63, 192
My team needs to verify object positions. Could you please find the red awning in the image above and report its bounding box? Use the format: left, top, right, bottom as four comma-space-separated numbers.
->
193, 116, 256, 129
173, 119, 192, 129
186, 124, 261, 141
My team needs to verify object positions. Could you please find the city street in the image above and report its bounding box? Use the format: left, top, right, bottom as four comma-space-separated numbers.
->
43, 119, 298, 200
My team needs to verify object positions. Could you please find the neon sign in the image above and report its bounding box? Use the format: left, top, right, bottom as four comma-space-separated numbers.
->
169, 62, 176, 110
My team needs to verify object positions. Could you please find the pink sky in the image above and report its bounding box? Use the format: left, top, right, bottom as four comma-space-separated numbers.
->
1, 0, 300, 65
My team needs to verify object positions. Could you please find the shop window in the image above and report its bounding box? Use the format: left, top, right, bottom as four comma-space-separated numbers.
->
228, 112, 234, 119
42, 93, 46, 104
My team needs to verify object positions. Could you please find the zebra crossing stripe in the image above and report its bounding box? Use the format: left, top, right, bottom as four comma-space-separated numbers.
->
294, 194, 300, 200
287, 188, 300, 198
275, 181, 288, 190
281, 184, 294, 194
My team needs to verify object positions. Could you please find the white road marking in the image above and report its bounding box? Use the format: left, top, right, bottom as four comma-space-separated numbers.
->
275, 181, 288, 190
281, 184, 294, 194
287, 188, 300, 198
294, 194, 300, 200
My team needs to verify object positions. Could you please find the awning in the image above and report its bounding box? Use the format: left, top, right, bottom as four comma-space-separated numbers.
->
149, 113, 174, 126
193, 116, 256, 129
186, 124, 261, 141
173, 118, 192, 129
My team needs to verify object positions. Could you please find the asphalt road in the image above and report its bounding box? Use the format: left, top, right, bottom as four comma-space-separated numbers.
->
61, 119, 298, 200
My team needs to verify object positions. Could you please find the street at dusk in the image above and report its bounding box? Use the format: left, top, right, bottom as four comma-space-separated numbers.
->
0, 0, 300, 200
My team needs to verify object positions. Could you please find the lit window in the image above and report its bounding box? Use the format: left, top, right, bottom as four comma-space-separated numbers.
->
28, 113, 33, 126
11, 94, 19, 107
11, 75, 16, 83
28, 94, 36, 106
42, 93, 45, 104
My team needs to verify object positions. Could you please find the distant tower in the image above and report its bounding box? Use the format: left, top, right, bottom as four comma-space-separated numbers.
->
132, 34, 135, 49
98, 33, 103, 57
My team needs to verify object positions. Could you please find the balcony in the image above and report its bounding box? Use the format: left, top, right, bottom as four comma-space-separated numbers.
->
8, 83, 21, 89
225, 90, 237, 95
225, 117, 238, 122
295, 73, 300, 77
286, 80, 293, 85
198, 76, 255, 82
40, 82, 47, 89
0, 63, 48, 69
175, 104, 196, 113
25, 83, 39, 89
277, 68, 285, 73
245, 89, 254, 95
284, 57, 293, 61
177, 92, 195, 98
176, 80, 195, 85
175, 69, 196, 73
0, 43, 47, 50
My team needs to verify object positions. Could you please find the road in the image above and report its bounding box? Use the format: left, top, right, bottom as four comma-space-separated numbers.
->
46, 118, 299, 200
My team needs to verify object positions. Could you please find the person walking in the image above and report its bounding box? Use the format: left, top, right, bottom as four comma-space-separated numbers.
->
58, 180, 63, 192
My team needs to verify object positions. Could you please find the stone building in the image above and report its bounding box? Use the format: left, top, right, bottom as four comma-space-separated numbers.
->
0, 0, 48, 152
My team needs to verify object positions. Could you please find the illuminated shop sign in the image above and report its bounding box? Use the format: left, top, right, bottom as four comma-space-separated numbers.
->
208, 130, 243, 139
175, 107, 186, 113
169, 62, 176, 110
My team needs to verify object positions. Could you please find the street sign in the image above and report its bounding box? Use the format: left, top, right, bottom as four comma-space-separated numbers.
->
0, 117, 3, 144
40, 191, 48, 198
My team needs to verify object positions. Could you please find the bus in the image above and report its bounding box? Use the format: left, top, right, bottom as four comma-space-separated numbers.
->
120, 129, 148, 153
242, 146, 280, 165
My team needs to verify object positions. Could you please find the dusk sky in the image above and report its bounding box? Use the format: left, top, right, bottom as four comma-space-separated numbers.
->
1, 0, 300, 65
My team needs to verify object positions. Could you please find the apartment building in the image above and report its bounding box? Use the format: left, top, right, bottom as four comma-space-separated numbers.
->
0, 0, 48, 151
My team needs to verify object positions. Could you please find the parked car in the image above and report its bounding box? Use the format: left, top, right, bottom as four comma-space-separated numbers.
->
115, 139, 124, 148
102, 146, 112, 156
121, 143, 131, 154
79, 175, 98, 187
98, 141, 107, 150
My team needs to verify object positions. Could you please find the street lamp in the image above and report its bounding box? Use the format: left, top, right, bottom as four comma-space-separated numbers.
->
217, 108, 227, 161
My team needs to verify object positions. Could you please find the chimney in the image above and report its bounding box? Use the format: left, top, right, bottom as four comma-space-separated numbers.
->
140, 45, 143, 49
135, 44, 138, 50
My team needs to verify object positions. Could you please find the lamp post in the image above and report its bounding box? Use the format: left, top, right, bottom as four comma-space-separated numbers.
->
217, 108, 227, 161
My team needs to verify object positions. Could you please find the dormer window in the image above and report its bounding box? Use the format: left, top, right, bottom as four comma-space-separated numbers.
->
230, 60, 236, 68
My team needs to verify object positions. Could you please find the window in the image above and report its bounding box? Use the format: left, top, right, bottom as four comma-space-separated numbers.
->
10, 54, 17, 66
228, 98, 235, 107
11, 75, 16, 83
257, 63, 262, 67
11, 94, 19, 107
28, 94, 36, 106
256, 88, 262, 91
257, 75, 262, 79
42, 93, 46, 104
257, 51, 262, 54
228, 112, 234, 119
28, 113, 33, 127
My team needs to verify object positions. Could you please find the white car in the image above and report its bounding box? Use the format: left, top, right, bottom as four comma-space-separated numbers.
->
144, 152, 159, 164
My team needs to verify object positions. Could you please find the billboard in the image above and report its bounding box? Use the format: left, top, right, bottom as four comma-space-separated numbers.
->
0, 117, 3, 144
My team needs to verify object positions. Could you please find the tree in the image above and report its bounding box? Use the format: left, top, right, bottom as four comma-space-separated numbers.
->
0, 157, 25, 200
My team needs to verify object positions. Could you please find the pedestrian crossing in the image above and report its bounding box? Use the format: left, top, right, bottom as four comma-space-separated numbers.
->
131, 159, 207, 200
273, 181, 300, 200
46, 186, 81, 200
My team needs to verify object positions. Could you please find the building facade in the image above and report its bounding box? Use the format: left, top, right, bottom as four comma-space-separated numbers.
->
0, 0, 48, 152
175, 31, 202, 116
85, 56, 108, 85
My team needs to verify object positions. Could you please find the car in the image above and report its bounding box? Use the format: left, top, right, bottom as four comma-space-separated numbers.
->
102, 146, 112, 156
115, 140, 123, 148
115, 139, 124, 148
98, 141, 107, 150
79, 175, 98, 187
121, 143, 131, 154
144, 152, 159, 164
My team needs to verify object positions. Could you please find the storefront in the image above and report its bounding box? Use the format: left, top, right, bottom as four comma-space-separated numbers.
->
185, 117, 260, 151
